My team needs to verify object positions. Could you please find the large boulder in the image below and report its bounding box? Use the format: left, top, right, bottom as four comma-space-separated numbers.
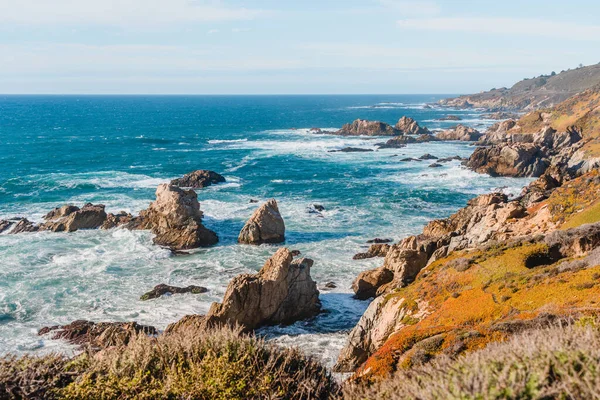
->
467, 143, 549, 177
238, 199, 285, 245
336, 119, 400, 136
137, 184, 218, 250
169, 248, 321, 333
353, 243, 391, 260
41, 203, 107, 232
395, 116, 430, 135
170, 170, 226, 189
352, 267, 394, 300
436, 124, 482, 141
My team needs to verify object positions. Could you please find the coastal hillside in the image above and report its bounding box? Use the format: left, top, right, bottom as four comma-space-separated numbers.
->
332, 86, 600, 391
439, 63, 600, 111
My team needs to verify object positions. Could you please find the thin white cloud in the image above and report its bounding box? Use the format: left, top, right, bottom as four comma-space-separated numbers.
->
397, 17, 600, 41
0, 0, 267, 25
377, 0, 440, 16
207, 29, 220, 35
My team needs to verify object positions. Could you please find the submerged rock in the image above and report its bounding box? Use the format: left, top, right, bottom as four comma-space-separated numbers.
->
367, 238, 393, 244
238, 199, 285, 245
137, 184, 218, 250
328, 147, 374, 153
419, 153, 438, 160
140, 284, 208, 300
436, 115, 462, 121
41, 203, 107, 232
336, 119, 400, 136
170, 170, 226, 189
38, 320, 157, 350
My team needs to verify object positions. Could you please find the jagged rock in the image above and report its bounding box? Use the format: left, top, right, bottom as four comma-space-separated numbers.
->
41, 203, 107, 232
395, 116, 430, 135
334, 295, 426, 372
436, 124, 482, 141
429, 163, 443, 168
138, 184, 218, 250
467, 143, 549, 177
140, 284, 208, 300
238, 199, 285, 245
352, 267, 394, 300
328, 147, 374, 153
10, 219, 39, 234
179, 248, 320, 332
383, 245, 430, 285
170, 170, 226, 189
0, 220, 14, 233
336, 119, 400, 136
323, 282, 337, 289
419, 154, 438, 160
353, 244, 390, 260
101, 211, 133, 229
38, 320, 156, 350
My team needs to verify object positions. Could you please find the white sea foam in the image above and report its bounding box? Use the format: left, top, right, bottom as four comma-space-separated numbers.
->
208, 139, 248, 144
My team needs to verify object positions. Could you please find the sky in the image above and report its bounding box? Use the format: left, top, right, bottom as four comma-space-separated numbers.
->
1, 0, 600, 94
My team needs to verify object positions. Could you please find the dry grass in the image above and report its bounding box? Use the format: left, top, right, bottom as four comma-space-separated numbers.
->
1, 326, 338, 400
345, 323, 600, 400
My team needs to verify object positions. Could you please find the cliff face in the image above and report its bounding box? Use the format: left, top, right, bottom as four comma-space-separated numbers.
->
440, 63, 600, 111
337, 88, 600, 381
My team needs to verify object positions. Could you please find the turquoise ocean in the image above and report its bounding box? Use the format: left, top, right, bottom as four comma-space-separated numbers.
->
0, 95, 532, 367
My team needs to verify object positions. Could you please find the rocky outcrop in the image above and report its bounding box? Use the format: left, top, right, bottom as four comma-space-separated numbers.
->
10, 219, 39, 234
395, 117, 430, 135
41, 203, 107, 232
101, 211, 134, 229
0, 220, 14, 233
352, 267, 394, 300
436, 124, 482, 141
136, 184, 218, 250
353, 244, 390, 260
467, 143, 549, 177
38, 320, 156, 350
140, 284, 208, 300
482, 112, 520, 120
336, 119, 400, 136
170, 170, 226, 189
238, 199, 285, 245
167, 248, 320, 333
378, 134, 437, 149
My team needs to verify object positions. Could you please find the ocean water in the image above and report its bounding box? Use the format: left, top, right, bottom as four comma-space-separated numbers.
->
0, 95, 532, 367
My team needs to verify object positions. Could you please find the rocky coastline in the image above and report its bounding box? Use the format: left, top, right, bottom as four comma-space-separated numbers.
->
4, 81, 600, 399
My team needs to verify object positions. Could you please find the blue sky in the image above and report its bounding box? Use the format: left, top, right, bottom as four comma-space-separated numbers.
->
1, 0, 599, 94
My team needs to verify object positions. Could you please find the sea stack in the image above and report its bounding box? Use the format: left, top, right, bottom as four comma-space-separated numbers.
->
238, 199, 285, 245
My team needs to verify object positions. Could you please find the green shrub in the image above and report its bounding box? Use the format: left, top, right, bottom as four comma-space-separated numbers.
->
1, 326, 338, 400
345, 324, 600, 399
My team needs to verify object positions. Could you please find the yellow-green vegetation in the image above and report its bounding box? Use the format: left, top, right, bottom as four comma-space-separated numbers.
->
345, 323, 600, 400
0, 327, 338, 400
545, 169, 600, 227
355, 239, 600, 381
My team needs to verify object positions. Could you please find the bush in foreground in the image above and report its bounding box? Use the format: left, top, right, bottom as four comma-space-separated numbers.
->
344, 322, 600, 400
1, 326, 338, 400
